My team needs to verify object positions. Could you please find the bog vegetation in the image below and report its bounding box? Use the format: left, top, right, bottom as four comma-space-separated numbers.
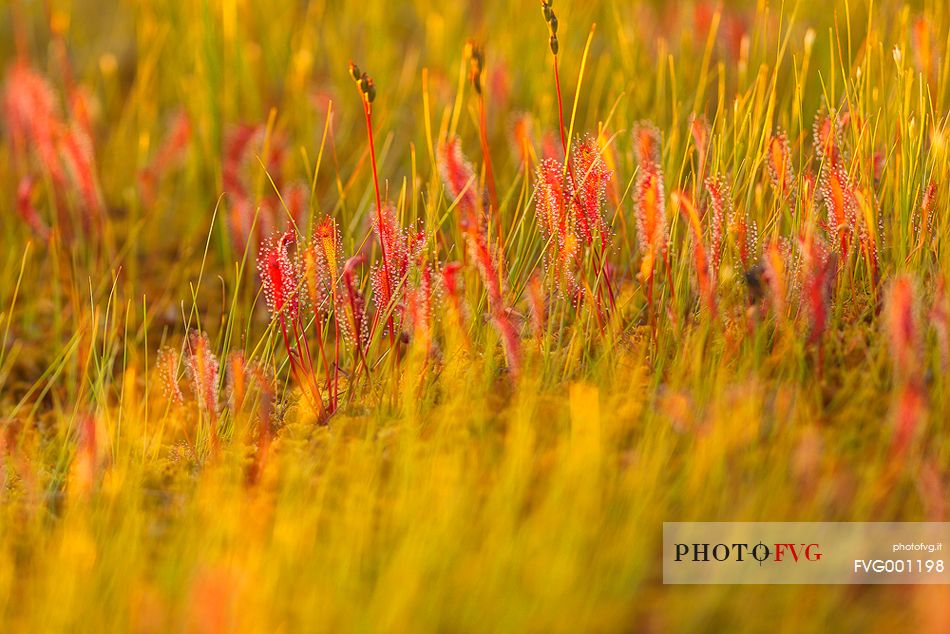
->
0, 0, 948, 631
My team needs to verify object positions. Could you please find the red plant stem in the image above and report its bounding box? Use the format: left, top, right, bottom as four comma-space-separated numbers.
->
553, 55, 570, 162
477, 95, 502, 241
333, 321, 341, 411
362, 100, 397, 345
281, 317, 325, 419
311, 316, 334, 411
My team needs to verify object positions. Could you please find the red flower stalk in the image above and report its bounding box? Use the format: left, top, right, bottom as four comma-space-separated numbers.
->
704, 175, 730, 277
466, 41, 500, 221
671, 191, 716, 316
540, 1, 568, 160
767, 130, 796, 200
819, 163, 857, 255
349, 61, 397, 347
156, 346, 184, 406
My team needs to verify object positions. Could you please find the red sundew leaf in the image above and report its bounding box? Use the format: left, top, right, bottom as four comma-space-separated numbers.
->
156, 346, 184, 406
634, 164, 667, 255
704, 175, 732, 274
762, 239, 788, 318
886, 275, 920, 379
2, 63, 65, 185
813, 111, 842, 166
930, 277, 950, 370
916, 180, 937, 248
798, 233, 837, 346
526, 273, 546, 341
571, 135, 613, 247
405, 266, 434, 352
59, 122, 104, 221
767, 130, 796, 199
257, 231, 300, 319
689, 114, 710, 180
338, 256, 370, 351
820, 164, 857, 254
534, 157, 579, 295
671, 191, 715, 315
437, 136, 482, 228
15, 176, 50, 240
491, 307, 521, 378
465, 224, 504, 312
633, 121, 662, 167
509, 112, 534, 166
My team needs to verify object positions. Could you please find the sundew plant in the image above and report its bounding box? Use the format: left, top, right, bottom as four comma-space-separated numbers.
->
0, 0, 949, 631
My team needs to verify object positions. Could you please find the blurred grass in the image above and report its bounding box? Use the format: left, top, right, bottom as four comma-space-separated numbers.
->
1, 0, 950, 632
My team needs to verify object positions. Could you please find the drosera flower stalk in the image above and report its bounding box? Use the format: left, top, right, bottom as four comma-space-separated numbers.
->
466, 41, 501, 238
349, 61, 396, 346
540, 1, 568, 158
